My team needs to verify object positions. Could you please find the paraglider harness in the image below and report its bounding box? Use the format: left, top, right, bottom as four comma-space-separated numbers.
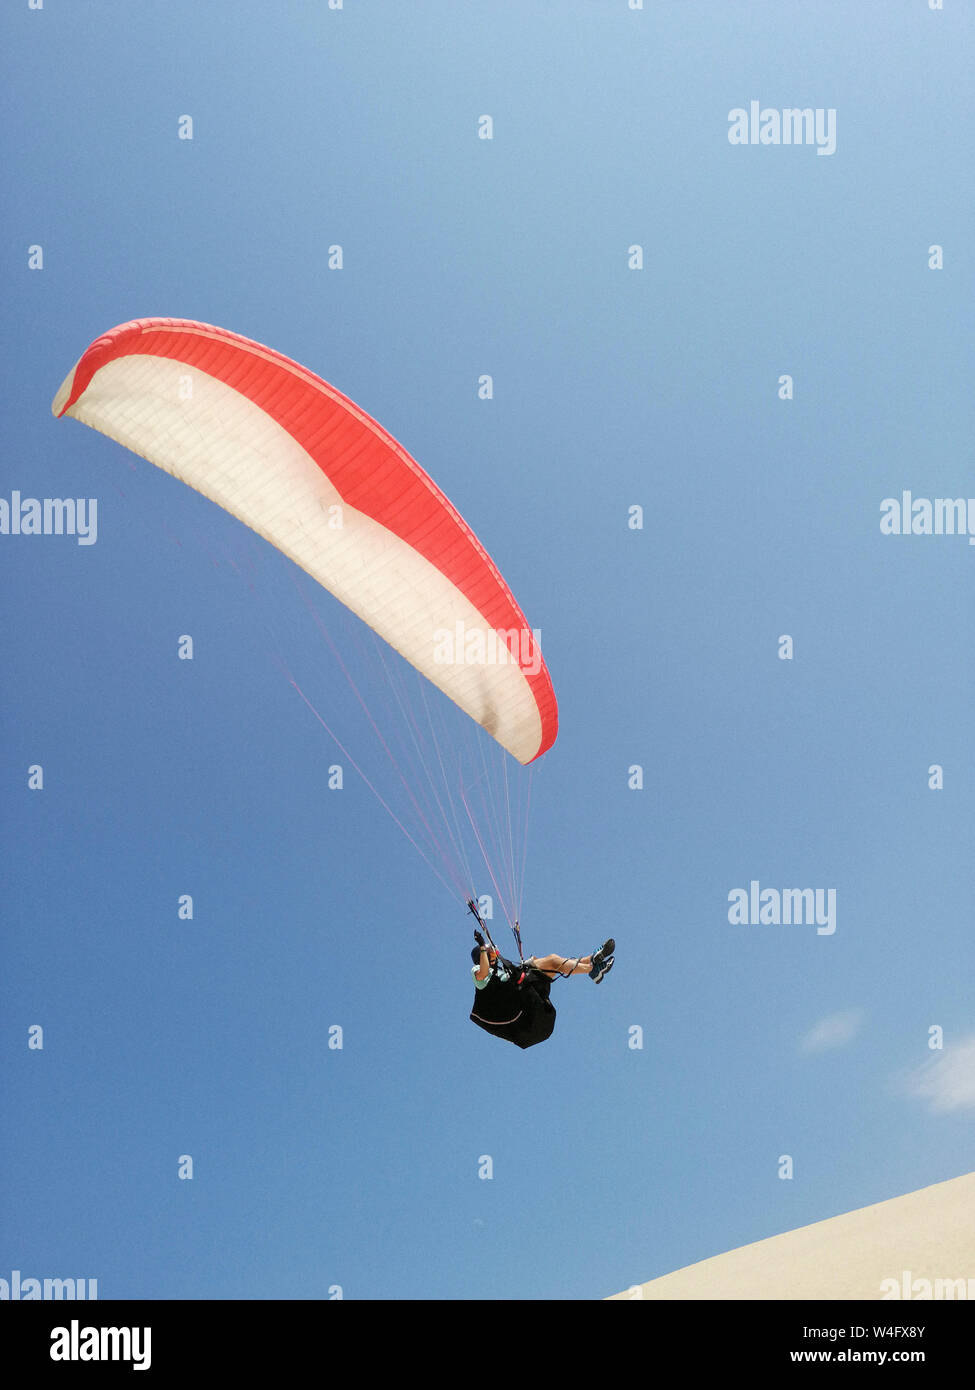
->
466, 898, 579, 1049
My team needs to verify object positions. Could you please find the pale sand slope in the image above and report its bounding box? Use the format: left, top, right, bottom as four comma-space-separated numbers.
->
609, 1171, 975, 1300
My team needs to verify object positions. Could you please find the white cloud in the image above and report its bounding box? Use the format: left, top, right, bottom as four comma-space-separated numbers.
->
799, 1009, 864, 1054
906, 1034, 975, 1114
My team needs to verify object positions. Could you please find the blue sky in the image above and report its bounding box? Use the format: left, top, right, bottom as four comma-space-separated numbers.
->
2, 1, 973, 1301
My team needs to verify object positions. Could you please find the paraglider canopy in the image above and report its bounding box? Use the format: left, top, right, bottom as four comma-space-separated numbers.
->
52, 317, 558, 765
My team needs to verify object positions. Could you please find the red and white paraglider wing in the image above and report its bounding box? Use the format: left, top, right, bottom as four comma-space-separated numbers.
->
52, 318, 557, 764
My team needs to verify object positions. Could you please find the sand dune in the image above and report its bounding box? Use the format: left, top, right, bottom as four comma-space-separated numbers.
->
610, 1170, 975, 1300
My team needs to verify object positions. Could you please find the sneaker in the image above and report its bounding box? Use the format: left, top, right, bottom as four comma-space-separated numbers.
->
592, 954, 615, 984
590, 938, 615, 975
589, 939, 611, 984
